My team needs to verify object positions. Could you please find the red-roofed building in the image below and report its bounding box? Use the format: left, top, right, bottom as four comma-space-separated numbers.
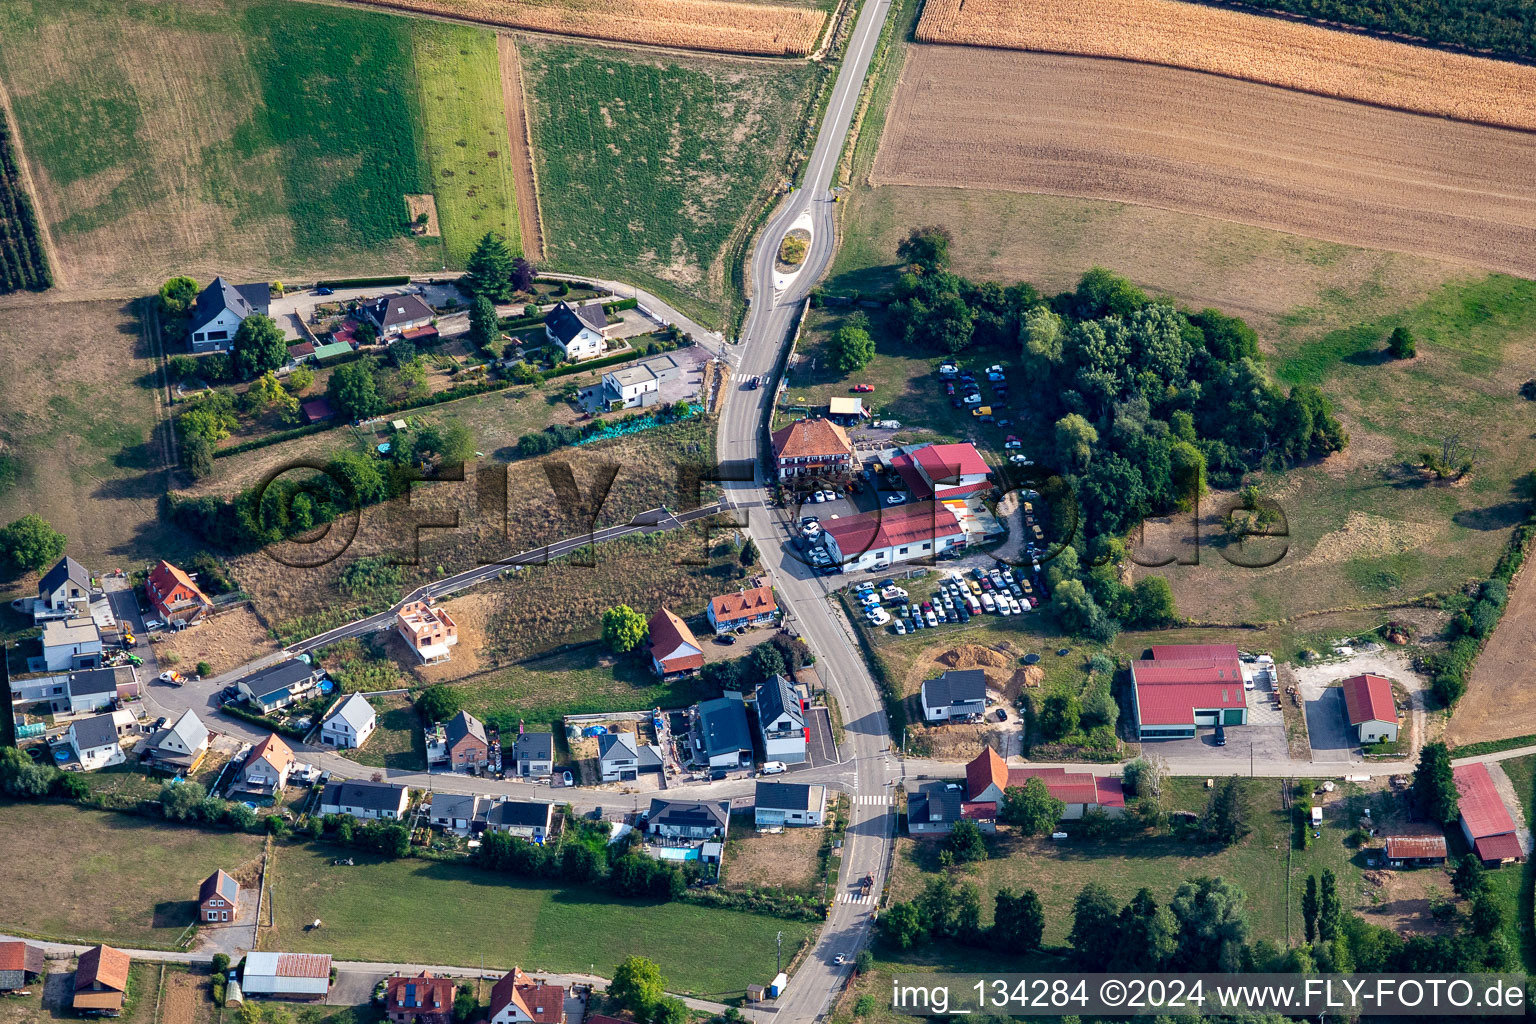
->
1383, 835, 1447, 867
707, 584, 777, 634
1454, 763, 1523, 865
821, 502, 966, 572
955, 749, 1125, 830
1341, 674, 1398, 743
648, 607, 702, 677
302, 397, 335, 423
890, 443, 992, 501
771, 418, 853, 479
145, 560, 213, 625
488, 968, 566, 1024
1129, 643, 1248, 740
385, 972, 455, 1024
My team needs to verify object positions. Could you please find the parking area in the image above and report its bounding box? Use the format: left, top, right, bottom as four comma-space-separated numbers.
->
1303, 686, 1357, 761
802, 705, 838, 767
327, 970, 384, 1007
1138, 673, 1290, 764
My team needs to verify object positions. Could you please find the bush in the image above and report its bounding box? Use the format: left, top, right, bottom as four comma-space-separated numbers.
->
315, 275, 411, 289
196, 661, 213, 677
1387, 325, 1417, 359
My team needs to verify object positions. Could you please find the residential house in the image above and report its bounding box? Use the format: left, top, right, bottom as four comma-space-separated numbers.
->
484, 800, 554, 842
365, 294, 435, 340
240, 953, 331, 1000
238, 734, 296, 797
754, 781, 827, 828
646, 798, 728, 840
320, 779, 410, 821
510, 731, 554, 779
488, 968, 566, 1024
1128, 643, 1249, 740
145, 561, 213, 625
1383, 835, 1447, 868
385, 972, 455, 1024
237, 659, 321, 714
73, 945, 130, 1015
42, 617, 102, 672
35, 556, 92, 620
755, 674, 807, 764
1454, 763, 1523, 865
63, 667, 121, 714
921, 669, 988, 723
647, 607, 702, 677
770, 417, 853, 479
0, 941, 43, 993
396, 602, 458, 663
691, 692, 752, 769
598, 352, 688, 409
427, 793, 488, 836
302, 398, 335, 424
144, 709, 211, 772
907, 780, 969, 835
320, 692, 376, 749
544, 301, 611, 362
926, 749, 1126, 833
889, 442, 992, 501
597, 731, 662, 782
188, 277, 271, 353
68, 714, 125, 771
820, 502, 967, 573
428, 710, 491, 772
707, 584, 777, 634
198, 870, 239, 924
1341, 673, 1398, 744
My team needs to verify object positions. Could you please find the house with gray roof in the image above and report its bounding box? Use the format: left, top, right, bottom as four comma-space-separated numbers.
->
320, 692, 376, 749
238, 659, 321, 713
41, 617, 102, 672
510, 731, 554, 779
646, 798, 728, 840
145, 709, 211, 772
35, 556, 92, 621
921, 669, 988, 722
755, 674, 806, 764
544, 301, 611, 362
68, 713, 125, 771
690, 691, 753, 770
62, 666, 120, 714
319, 779, 409, 821
598, 731, 662, 782
907, 780, 966, 835
484, 800, 554, 841
754, 781, 827, 828
364, 294, 435, 339
188, 276, 271, 353
427, 792, 488, 836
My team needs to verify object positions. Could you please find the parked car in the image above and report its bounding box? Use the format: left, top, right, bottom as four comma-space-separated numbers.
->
761, 761, 787, 775
1004, 436, 1022, 449
939, 362, 959, 377
820, 489, 838, 502
1214, 723, 1228, 747
924, 610, 938, 627
995, 708, 1008, 722
944, 382, 956, 396
714, 634, 738, 646
893, 619, 907, 635
996, 597, 1012, 616
1008, 454, 1032, 465
868, 608, 890, 626
314, 286, 335, 295
886, 493, 906, 505
851, 383, 874, 393
963, 394, 983, 405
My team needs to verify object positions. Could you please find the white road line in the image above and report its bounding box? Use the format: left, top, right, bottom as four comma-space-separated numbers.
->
837, 893, 875, 905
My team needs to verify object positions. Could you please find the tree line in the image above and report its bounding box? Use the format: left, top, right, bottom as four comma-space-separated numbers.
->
1217, 0, 1536, 62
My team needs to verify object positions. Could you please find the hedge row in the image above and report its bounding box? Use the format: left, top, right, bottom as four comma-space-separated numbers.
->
1424, 517, 1535, 706
315, 275, 410, 289
603, 297, 638, 314
220, 702, 309, 738
214, 421, 334, 459
542, 347, 647, 380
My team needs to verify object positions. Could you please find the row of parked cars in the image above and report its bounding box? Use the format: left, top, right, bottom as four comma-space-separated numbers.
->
857, 564, 1042, 634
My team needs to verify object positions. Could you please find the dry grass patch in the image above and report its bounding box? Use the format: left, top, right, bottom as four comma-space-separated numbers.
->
915, 0, 1536, 131
722, 816, 824, 894
152, 604, 280, 677
1448, 560, 1536, 747
341, 0, 825, 56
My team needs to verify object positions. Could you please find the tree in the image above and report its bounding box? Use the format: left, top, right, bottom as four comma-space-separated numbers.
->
1387, 325, 1417, 359
453, 986, 477, 1023
327, 360, 384, 421
1317, 868, 1341, 942
1452, 853, 1487, 899
1128, 576, 1177, 628
1067, 883, 1120, 969
416, 684, 460, 724
608, 956, 665, 1019
182, 434, 214, 480
285, 367, 315, 394
1121, 756, 1165, 800
232, 313, 287, 380
1200, 776, 1249, 844
602, 605, 647, 653
1112, 888, 1176, 971
1049, 580, 1099, 637
747, 641, 786, 682
1054, 414, 1098, 472
1068, 267, 1148, 321
1469, 890, 1504, 936
1038, 692, 1081, 740
470, 295, 501, 353
992, 887, 1045, 952
246, 371, 300, 423
512, 258, 536, 293
1301, 874, 1319, 943
896, 225, 952, 273
1170, 877, 1249, 972
831, 318, 875, 372
1413, 742, 1459, 825
0, 515, 66, 574
739, 538, 758, 567
946, 818, 987, 863
1000, 777, 1065, 835
650, 997, 688, 1024
160, 780, 209, 820
879, 901, 926, 950
159, 276, 199, 318
463, 231, 516, 302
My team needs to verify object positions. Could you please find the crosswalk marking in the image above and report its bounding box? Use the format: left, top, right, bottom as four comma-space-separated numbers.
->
838, 892, 876, 905
856, 795, 890, 806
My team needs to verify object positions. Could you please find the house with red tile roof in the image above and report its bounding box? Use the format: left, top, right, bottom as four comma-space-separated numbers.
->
771, 418, 853, 479
145, 560, 213, 624
1129, 643, 1248, 740
488, 968, 566, 1024
73, 945, 130, 1013
648, 607, 703, 677
707, 583, 777, 634
0, 940, 43, 993
385, 972, 455, 1024
1453, 763, 1524, 866
1341, 673, 1398, 743
821, 502, 966, 573
951, 748, 1125, 831
890, 443, 991, 501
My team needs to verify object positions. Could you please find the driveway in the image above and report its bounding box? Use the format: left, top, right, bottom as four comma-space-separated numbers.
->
1291, 647, 1426, 763
802, 705, 838, 768
1303, 686, 1356, 761
328, 969, 384, 1007
1138, 671, 1289, 768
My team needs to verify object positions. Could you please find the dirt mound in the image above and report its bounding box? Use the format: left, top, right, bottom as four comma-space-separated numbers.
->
936, 645, 1012, 670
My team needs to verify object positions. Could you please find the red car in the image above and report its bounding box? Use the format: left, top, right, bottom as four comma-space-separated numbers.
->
851, 383, 874, 393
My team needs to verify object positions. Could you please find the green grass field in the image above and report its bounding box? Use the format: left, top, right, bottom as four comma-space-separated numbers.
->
0, 0, 516, 285
269, 843, 815, 998
347, 696, 427, 771
522, 40, 816, 326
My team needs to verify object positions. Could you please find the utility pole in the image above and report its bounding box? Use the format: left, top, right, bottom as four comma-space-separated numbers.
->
776, 931, 783, 975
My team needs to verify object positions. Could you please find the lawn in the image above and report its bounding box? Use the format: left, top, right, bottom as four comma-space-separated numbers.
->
268, 842, 816, 998
0, 803, 264, 948
0, 0, 518, 286
521, 39, 817, 327
347, 696, 427, 771
0, 298, 194, 575
722, 815, 826, 896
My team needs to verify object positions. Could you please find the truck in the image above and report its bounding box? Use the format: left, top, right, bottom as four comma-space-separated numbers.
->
860, 873, 874, 897
769, 973, 789, 999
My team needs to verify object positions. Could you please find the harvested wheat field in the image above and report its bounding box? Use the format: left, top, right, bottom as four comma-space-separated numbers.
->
1448, 564, 1536, 747
915, 0, 1536, 132
872, 47, 1536, 278
341, 0, 825, 56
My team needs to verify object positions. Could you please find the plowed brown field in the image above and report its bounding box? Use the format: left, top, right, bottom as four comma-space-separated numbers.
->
1448, 562, 1536, 747
871, 47, 1536, 279
338, 0, 825, 56
915, 0, 1536, 132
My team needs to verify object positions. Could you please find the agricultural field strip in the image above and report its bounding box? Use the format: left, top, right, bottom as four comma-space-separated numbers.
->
871, 47, 1536, 279
915, 0, 1536, 132
329, 0, 825, 57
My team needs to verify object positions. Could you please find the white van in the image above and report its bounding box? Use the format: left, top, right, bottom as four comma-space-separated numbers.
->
761, 761, 787, 775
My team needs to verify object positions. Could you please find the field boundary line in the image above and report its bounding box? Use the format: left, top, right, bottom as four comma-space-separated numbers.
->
499, 34, 545, 262
0, 77, 63, 289
152, 963, 166, 1024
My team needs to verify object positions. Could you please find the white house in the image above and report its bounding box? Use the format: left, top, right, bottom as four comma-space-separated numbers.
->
544, 301, 610, 362
1341, 673, 1399, 744
319, 779, 409, 820
237, 734, 295, 797
34, 556, 92, 621
597, 731, 662, 782
488, 968, 566, 1024
42, 617, 103, 672
601, 363, 659, 409
820, 502, 967, 573
237, 659, 321, 713
240, 953, 331, 1000
427, 793, 488, 836
10, 672, 68, 706
510, 732, 555, 779
646, 798, 728, 840
754, 781, 827, 828
483, 800, 555, 841
68, 713, 125, 771
188, 277, 271, 353
921, 669, 988, 723
755, 674, 807, 764
62, 667, 120, 714
320, 693, 376, 749
690, 692, 753, 769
